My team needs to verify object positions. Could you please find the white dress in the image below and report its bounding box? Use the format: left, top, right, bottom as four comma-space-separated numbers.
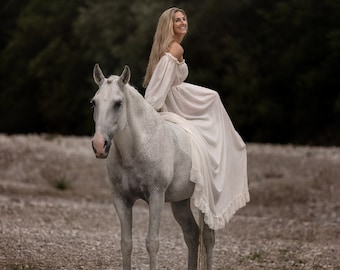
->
145, 53, 249, 230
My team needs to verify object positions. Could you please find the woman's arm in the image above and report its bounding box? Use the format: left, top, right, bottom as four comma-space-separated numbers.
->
144, 54, 178, 111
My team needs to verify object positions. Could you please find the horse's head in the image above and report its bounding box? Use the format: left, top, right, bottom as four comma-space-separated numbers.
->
91, 64, 130, 159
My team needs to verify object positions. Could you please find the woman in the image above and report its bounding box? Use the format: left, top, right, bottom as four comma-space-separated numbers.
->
144, 7, 249, 230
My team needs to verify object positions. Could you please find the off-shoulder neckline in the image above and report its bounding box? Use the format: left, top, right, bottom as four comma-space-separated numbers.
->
164, 52, 185, 64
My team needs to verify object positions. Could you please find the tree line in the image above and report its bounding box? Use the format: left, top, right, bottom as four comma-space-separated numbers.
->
1, 0, 339, 145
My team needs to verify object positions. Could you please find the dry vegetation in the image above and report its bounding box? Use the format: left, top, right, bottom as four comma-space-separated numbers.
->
0, 134, 339, 269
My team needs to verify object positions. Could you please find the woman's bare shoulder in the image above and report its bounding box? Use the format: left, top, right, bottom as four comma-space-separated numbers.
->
168, 42, 184, 62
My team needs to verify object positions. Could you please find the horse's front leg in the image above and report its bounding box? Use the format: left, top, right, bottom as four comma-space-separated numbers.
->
146, 191, 164, 270
112, 194, 133, 270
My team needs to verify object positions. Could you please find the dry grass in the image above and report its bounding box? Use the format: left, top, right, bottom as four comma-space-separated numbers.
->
0, 134, 339, 269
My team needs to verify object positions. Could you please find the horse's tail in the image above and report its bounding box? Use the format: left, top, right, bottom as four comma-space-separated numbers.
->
198, 212, 207, 270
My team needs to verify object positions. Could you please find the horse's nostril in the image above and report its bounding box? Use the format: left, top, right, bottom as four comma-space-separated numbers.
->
91, 141, 97, 154
104, 140, 111, 152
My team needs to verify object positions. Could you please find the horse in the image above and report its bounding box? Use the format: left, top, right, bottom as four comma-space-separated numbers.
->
91, 64, 215, 270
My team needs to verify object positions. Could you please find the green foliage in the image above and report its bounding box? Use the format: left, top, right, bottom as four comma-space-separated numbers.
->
0, 0, 339, 144
74, 0, 171, 88
0, 0, 92, 134
52, 177, 71, 191
8, 264, 37, 270
186, 0, 340, 144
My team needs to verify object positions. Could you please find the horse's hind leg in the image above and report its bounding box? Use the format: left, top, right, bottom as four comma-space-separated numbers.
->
171, 199, 199, 270
203, 223, 215, 270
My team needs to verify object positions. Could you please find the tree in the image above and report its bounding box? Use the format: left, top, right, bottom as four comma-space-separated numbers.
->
185, 0, 340, 144
74, 0, 176, 90
0, 0, 91, 134
0, 0, 339, 144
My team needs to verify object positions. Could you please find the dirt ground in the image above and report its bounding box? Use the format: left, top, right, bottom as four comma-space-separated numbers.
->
0, 134, 339, 270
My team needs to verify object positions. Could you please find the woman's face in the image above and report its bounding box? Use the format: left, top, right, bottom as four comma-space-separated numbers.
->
173, 11, 187, 37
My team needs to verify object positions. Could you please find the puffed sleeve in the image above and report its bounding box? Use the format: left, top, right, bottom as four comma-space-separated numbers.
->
145, 53, 178, 111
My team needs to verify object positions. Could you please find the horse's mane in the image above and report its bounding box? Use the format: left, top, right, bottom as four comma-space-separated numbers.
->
124, 80, 160, 118
104, 74, 159, 120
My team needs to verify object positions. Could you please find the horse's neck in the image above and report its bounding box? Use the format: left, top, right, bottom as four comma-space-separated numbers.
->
113, 86, 162, 161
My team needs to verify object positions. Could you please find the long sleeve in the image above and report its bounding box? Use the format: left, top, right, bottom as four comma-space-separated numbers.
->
145, 53, 179, 111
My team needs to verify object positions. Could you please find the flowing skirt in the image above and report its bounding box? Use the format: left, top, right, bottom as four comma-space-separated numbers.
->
160, 83, 249, 230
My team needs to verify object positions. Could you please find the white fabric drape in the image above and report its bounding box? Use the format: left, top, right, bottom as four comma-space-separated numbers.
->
145, 53, 249, 230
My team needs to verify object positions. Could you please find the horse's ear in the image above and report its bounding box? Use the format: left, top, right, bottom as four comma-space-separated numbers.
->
93, 63, 105, 86
118, 65, 131, 86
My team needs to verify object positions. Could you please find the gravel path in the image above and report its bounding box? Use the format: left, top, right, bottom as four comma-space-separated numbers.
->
0, 134, 339, 269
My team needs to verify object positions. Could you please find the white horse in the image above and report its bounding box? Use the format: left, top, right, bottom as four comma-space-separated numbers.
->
91, 64, 215, 270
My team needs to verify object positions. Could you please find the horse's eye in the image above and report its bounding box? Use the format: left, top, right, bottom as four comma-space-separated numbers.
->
114, 100, 122, 110
90, 100, 96, 108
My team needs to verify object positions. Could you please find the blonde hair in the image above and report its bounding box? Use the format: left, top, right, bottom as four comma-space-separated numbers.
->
143, 7, 187, 87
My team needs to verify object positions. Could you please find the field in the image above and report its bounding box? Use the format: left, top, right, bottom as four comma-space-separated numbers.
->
0, 134, 339, 269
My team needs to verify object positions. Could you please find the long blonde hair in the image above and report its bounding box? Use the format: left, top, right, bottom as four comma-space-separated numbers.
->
143, 7, 187, 88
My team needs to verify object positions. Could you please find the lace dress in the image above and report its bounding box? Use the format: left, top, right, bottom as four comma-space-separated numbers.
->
145, 53, 249, 230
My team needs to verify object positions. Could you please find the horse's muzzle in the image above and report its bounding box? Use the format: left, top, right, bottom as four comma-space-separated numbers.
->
92, 138, 111, 159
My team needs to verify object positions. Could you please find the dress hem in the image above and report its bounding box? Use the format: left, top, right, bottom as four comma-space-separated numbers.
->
190, 167, 250, 230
